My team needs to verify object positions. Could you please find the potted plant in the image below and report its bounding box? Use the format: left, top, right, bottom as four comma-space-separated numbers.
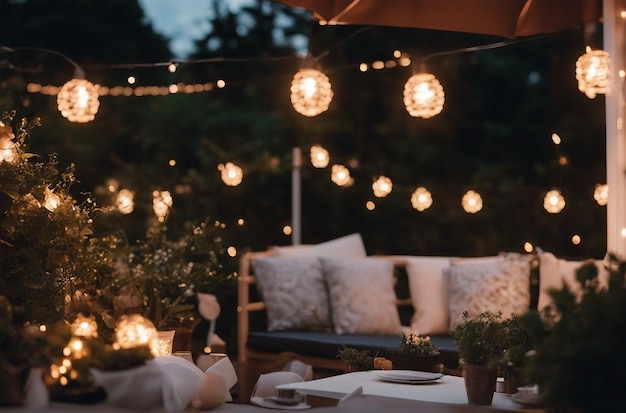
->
388, 331, 441, 372
520, 254, 626, 412
452, 311, 507, 405
121, 219, 237, 350
499, 314, 536, 394
336, 345, 374, 372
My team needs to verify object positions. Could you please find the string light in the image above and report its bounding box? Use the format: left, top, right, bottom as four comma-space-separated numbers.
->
0, 121, 16, 163
310, 145, 330, 168
461, 190, 483, 213
43, 187, 61, 211
593, 183, 609, 206
218, 162, 243, 186
56, 77, 100, 122
330, 164, 352, 187
152, 190, 173, 222
403, 72, 445, 118
116, 189, 135, 214
411, 187, 433, 211
372, 175, 393, 197
544, 189, 566, 213
575, 46, 611, 99
290, 66, 333, 117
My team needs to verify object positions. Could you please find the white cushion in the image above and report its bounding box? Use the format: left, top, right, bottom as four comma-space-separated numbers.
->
251, 256, 332, 332
404, 256, 453, 335
321, 257, 402, 335
538, 251, 608, 310
444, 255, 531, 330
271, 233, 367, 258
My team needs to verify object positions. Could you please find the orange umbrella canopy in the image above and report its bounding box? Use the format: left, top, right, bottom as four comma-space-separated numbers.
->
276, 0, 602, 38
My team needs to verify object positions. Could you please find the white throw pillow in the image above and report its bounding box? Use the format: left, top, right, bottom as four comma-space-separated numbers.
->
404, 256, 454, 335
444, 256, 531, 330
271, 233, 367, 258
251, 256, 332, 332
538, 251, 608, 310
321, 257, 402, 335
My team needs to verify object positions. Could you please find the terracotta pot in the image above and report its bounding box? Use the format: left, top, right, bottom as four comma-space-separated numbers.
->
388, 352, 443, 372
0, 362, 28, 406
463, 364, 498, 405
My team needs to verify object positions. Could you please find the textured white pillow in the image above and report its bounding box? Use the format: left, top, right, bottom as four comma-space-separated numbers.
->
444, 256, 531, 330
251, 257, 332, 332
321, 257, 402, 335
538, 251, 608, 310
271, 233, 367, 258
404, 256, 453, 335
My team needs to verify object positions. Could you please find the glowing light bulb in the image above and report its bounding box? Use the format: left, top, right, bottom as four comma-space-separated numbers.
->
411, 187, 433, 211
543, 189, 566, 213
290, 68, 333, 117
462, 190, 483, 213
372, 175, 393, 197
403, 73, 444, 118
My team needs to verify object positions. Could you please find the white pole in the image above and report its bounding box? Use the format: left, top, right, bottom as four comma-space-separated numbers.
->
603, 0, 626, 257
292, 147, 302, 245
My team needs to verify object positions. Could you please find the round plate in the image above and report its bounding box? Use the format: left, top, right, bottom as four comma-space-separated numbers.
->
374, 370, 444, 384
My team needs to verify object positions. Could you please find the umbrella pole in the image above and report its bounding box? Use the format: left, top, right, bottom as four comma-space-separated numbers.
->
292, 147, 302, 246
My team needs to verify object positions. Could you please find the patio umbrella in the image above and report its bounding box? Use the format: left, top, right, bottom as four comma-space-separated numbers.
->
275, 0, 602, 38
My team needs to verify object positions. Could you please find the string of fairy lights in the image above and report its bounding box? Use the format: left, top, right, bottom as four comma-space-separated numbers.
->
0, 38, 618, 247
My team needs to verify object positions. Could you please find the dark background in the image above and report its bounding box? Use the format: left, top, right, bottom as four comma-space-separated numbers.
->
0, 0, 607, 260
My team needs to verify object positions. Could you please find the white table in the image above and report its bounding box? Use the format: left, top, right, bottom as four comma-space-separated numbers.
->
277, 371, 544, 412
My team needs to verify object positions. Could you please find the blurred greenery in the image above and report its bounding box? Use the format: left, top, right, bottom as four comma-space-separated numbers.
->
0, 0, 607, 262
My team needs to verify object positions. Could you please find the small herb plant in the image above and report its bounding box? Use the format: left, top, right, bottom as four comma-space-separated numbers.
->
336, 345, 374, 370
452, 311, 508, 368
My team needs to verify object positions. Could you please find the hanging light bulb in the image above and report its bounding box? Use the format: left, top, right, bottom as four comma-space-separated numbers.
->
462, 190, 483, 213
290, 65, 333, 117
57, 77, 100, 122
218, 162, 243, 186
544, 189, 566, 213
411, 187, 433, 211
330, 164, 351, 187
403, 72, 444, 118
310, 145, 330, 168
575, 46, 611, 99
593, 183, 608, 206
43, 187, 61, 211
372, 175, 393, 197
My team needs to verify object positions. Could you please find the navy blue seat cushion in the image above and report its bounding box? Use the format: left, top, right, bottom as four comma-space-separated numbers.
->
247, 331, 459, 369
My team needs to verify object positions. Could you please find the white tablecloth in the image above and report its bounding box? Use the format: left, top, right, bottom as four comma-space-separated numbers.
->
277, 371, 544, 413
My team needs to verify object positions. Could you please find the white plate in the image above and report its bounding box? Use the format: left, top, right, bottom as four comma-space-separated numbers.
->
374, 370, 444, 384
511, 392, 543, 407
250, 396, 311, 410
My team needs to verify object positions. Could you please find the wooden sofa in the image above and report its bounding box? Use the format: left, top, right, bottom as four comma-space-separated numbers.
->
236, 251, 460, 375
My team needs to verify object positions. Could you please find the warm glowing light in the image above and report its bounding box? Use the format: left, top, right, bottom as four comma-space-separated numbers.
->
153, 330, 175, 356
523, 242, 533, 253
127, 76, 136, 85
551, 133, 561, 145
594, 183, 609, 206
71, 314, 98, 338
217, 79, 226, 88
57, 78, 100, 122
372, 175, 393, 197
169, 159, 176, 166
115, 314, 158, 353
365, 200, 375, 210
403, 73, 444, 118
576, 46, 611, 99
331, 164, 351, 187
152, 190, 173, 222
219, 162, 243, 186
290, 68, 333, 117
571, 234, 581, 245
168, 63, 177, 73
237, 218, 245, 226
310, 145, 330, 168
116, 189, 135, 214
43, 187, 61, 211
227, 246, 237, 257
411, 187, 433, 211
462, 190, 483, 213
544, 189, 566, 213
283, 225, 292, 235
